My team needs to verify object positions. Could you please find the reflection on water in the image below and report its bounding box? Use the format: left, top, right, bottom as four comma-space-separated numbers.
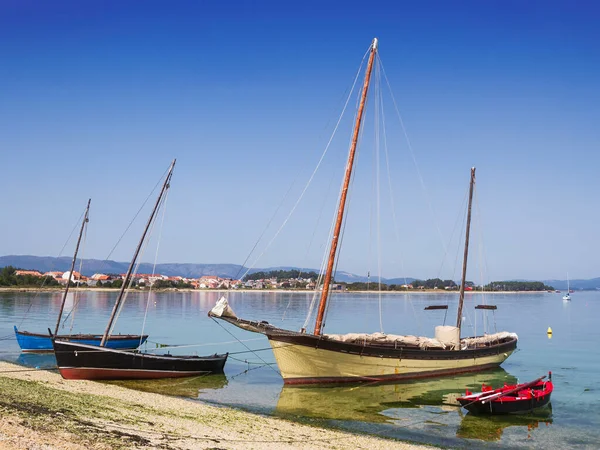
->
105, 374, 228, 398
457, 408, 553, 442
16, 352, 57, 369
275, 368, 556, 443
2, 290, 600, 449
275, 369, 517, 423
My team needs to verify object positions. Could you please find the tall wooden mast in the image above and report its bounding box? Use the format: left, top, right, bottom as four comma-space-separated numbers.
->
313, 38, 378, 336
456, 167, 476, 332
53, 199, 91, 337
101, 159, 176, 346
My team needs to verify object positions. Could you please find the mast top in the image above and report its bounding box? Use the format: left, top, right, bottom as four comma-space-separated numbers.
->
372, 38, 378, 51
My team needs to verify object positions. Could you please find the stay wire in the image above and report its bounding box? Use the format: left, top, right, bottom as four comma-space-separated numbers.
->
17, 206, 87, 328
139, 186, 170, 347
210, 317, 281, 376
237, 47, 370, 286
65, 215, 89, 333
374, 57, 384, 334
111, 190, 166, 336
437, 187, 470, 284
233, 180, 296, 282
379, 57, 450, 257
322, 93, 368, 331
104, 166, 169, 261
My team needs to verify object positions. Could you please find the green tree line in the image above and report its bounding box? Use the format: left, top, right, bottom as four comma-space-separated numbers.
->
151, 279, 194, 289
244, 270, 319, 281
343, 279, 553, 292
0, 266, 60, 287
484, 281, 554, 291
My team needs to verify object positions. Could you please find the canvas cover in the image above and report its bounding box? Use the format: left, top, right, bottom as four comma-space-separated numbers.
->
209, 296, 238, 319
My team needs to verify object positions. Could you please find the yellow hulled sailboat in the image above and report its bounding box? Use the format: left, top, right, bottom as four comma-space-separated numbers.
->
210, 38, 517, 384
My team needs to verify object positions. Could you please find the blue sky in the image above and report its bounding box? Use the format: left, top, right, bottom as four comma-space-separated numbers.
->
1, 1, 599, 281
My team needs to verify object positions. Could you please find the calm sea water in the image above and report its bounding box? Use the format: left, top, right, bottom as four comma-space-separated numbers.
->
1, 290, 599, 449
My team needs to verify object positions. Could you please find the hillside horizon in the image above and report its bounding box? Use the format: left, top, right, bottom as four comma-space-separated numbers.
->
1, 254, 598, 290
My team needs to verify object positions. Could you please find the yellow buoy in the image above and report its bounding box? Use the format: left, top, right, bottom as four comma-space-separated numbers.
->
547, 327, 552, 334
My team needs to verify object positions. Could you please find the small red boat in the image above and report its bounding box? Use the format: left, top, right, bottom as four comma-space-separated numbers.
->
457, 372, 553, 414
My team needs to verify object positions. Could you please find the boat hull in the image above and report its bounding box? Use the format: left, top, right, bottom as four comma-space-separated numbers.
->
14, 326, 148, 352
267, 333, 517, 385
458, 393, 552, 414
457, 378, 553, 414
53, 340, 228, 380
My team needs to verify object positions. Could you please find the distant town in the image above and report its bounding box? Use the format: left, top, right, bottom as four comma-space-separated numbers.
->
2, 267, 321, 290
0, 266, 556, 292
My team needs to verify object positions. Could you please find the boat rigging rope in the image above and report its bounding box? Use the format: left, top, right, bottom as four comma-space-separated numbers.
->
281, 154, 341, 324
232, 180, 297, 283
374, 56, 384, 334
210, 317, 281, 376
61, 219, 92, 328
67, 216, 89, 333
236, 47, 370, 285
474, 186, 494, 333
300, 53, 371, 331
379, 57, 450, 259
104, 165, 169, 261
142, 337, 265, 352
376, 56, 422, 333
322, 100, 367, 332
110, 192, 165, 336
302, 184, 339, 331
139, 186, 171, 347
17, 207, 86, 328
61, 167, 171, 329
437, 187, 469, 288
302, 142, 349, 331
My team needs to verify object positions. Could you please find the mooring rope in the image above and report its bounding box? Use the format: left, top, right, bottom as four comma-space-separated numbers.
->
142, 337, 264, 352
210, 318, 280, 376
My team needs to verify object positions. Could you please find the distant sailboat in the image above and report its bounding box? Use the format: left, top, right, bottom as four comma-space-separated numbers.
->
563, 274, 571, 301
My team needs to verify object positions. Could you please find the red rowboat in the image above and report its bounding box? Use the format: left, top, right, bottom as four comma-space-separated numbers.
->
457, 372, 553, 414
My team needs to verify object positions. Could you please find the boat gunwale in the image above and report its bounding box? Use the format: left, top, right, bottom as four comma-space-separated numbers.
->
456, 380, 553, 414
266, 331, 517, 360
53, 340, 228, 362
16, 329, 149, 341
57, 367, 216, 379
213, 315, 517, 359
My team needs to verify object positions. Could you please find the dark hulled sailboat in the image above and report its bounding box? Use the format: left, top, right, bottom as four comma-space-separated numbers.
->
54, 160, 228, 380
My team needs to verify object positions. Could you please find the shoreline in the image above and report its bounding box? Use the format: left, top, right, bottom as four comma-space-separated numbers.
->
0, 360, 433, 450
0, 286, 556, 294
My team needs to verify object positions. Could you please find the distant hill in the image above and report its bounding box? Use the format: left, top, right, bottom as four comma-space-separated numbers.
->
0, 255, 415, 284
542, 278, 600, 291
0, 255, 245, 279
5, 255, 593, 288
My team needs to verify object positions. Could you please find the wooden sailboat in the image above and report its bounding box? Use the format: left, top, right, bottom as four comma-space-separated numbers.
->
210, 38, 517, 385
53, 160, 228, 380
14, 199, 148, 352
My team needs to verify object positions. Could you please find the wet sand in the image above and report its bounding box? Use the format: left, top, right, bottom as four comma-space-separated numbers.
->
0, 361, 436, 450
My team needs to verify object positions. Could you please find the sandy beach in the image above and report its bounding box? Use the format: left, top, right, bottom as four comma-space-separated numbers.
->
0, 361, 436, 450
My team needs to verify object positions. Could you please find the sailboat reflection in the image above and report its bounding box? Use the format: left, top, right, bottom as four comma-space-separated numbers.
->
103, 374, 228, 398
16, 352, 57, 370
276, 368, 517, 423
457, 408, 553, 441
